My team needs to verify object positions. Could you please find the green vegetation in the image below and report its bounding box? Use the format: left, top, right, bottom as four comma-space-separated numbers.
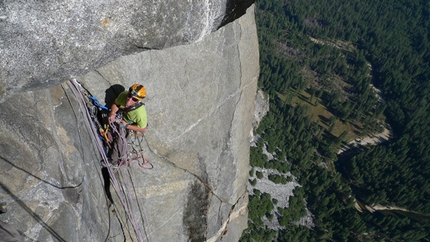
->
240, 0, 430, 241
268, 174, 290, 184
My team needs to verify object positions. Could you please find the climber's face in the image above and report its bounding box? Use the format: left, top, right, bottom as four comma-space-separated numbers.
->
126, 94, 139, 107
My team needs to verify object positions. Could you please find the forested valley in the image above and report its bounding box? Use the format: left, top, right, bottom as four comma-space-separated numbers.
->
240, 0, 430, 241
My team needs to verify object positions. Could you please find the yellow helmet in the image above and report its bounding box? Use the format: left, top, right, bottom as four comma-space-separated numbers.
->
128, 84, 146, 100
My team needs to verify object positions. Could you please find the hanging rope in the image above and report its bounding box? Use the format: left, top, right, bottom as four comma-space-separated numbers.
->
127, 133, 153, 169
106, 103, 152, 169
68, 79, 147, 242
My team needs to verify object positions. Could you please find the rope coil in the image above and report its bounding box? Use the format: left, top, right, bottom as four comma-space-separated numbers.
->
68, 79, 148, 242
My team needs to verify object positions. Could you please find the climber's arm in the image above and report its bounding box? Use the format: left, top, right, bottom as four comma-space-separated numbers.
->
108, 103, 119, 123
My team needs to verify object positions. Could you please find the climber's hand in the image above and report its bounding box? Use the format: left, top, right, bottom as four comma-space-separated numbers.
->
108, 114, 116, 123
118, 119, 127, 129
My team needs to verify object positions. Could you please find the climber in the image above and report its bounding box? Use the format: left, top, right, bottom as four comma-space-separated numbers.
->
107, 84, 147, 165
0, 202, 23, 242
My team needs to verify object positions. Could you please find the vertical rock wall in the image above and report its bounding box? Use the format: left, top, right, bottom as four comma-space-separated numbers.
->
0, 5, 258, 242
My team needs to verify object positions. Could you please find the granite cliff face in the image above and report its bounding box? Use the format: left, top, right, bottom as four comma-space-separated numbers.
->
0, 0, 254, 103
0, 1, 258, 241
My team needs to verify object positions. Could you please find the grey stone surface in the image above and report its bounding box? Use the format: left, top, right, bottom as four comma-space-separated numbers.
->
252, 89, 269, 130
0, 4, 258, 242
0, 0, 254, 103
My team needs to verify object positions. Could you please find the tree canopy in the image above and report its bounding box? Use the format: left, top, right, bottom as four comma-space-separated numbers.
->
241, 0, 430, 241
